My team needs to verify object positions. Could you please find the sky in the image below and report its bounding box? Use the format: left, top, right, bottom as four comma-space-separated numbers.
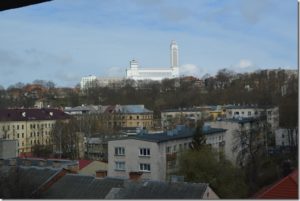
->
0, 0, 297, 88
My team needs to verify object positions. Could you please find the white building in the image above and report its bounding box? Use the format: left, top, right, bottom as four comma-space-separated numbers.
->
225, 106, 279, 131
126, 41, 180, 81
80, 75, 97, 89
107, 125, 193, 181
207, 118, 265, 164
275, 128, 298, 147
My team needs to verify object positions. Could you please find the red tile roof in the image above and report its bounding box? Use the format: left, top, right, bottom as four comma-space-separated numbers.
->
255, 169, 298, 199
0, 108, 70, 121
78, 160, 93, 170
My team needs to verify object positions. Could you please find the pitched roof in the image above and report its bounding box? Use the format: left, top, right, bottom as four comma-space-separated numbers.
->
255, 169, 298, 199
42, 175, 124, 199
113, 180, 208, 199
79, 161, 108, 176
0, 166, 60, 190
78, 159, 93, 170
0, 108, 70, 121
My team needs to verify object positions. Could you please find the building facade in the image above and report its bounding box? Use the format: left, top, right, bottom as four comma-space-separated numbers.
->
107, 125, 194, 181
126, 41, 180, 81
80, 75, 97, 89
0, 109, 70, 156
103, 105, 153, 130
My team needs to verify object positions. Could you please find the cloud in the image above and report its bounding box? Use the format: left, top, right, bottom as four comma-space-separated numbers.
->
230, 59, 259, 73
180, 64, 202, 77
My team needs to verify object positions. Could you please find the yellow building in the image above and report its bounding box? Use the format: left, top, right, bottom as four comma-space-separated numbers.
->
103, 105, 153, 130
0, 108, 70, 156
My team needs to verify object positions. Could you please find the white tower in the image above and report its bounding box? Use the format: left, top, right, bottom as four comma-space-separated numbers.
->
170, 40, 179, 68
170, 40, 179, 77
126, 59, 139, 78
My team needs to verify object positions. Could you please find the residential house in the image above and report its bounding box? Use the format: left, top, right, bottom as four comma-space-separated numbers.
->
0, 108, 70, 156
107, 125, 194, 181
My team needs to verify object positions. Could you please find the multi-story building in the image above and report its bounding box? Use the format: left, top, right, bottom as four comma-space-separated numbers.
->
80, 75, 97, 89
107, 125, 194, 181
126, 41, 180, 81
0, 108, 70, 156
225, 105, 279, 131
103, 105, 153, 130
207, 118, 265, 164
161, 106, 222, 129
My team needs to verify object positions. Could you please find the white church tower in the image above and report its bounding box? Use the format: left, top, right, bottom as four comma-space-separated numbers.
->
170, 40, 179, 77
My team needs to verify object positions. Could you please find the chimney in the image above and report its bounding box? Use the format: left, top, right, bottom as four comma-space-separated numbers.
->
129, 171, 143, 181
96, 170, 107, 178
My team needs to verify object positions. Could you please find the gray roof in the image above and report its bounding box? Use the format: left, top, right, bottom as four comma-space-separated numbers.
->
113, 180, 208, 199
42, 174, 124, 199
0, 166, 60, 189
203, 127, 227, 135
111, 126, 195, 143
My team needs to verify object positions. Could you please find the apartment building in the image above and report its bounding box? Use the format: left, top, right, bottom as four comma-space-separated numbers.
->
225, 105, 279, 130
107, 125, 194, 181
207, 118, 265, 164
161, 106, 213, 129
103, 105, 153, 130
0, 108, 70, 156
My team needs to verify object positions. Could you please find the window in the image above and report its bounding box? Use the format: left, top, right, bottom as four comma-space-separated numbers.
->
115, 147, 125, 156
166, 146, 171, 153
137, 115, 139, 119
248, 111, 252, 116
17, 125, 19, 130
179, 144, 182, 150
282, 134, 285, 138
139, 148, 150, 156
22, 133, 24, 138
184, 143, 187, 149
22, 125, 24, 129
173, 145, 177, 152
115, 161, 125, 171
139, 163, 151, 172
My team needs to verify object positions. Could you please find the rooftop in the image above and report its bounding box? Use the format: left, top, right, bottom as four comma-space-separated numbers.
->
0, 108, 70, 122
104, 104, 153, 114
110, 125, 195, 143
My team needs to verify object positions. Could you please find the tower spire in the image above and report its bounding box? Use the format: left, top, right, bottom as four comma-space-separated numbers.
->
170, 40, 179, 68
